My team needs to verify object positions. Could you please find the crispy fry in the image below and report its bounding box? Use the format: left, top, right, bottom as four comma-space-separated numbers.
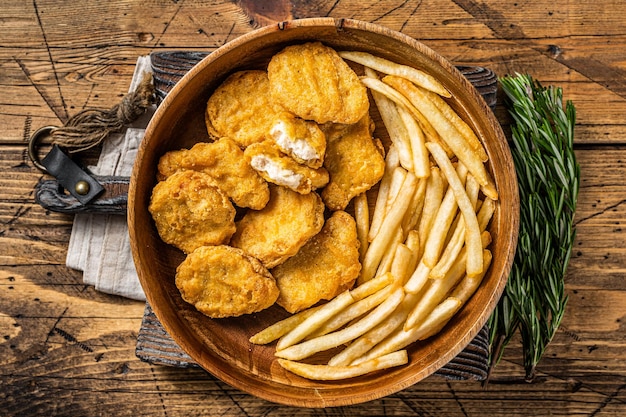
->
249, 305, 325, 345
390, 244, 414, 284
354, 192, 370, 261
277, 350, 408, 380
417, 167, 445, 260
368, 145, 400, 241
371, 89, 414, 171
275, 287, 404, 360
450, 250, 492, 303
277, 291, 355, 351
309, 284, 396, 338
403, 259, 432, 294
421, 163, 467, 269
360, 172, 418, 284
397, 105, 430, 178
419, 86, 488, 162
353, 297, 462, 365
426, 142, 484, 277
383, 75, 498, 200
401, 177, 427, 239
340, 50, 450, 97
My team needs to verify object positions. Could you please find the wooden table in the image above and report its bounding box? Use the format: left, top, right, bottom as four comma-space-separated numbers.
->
1, 1, 625, 415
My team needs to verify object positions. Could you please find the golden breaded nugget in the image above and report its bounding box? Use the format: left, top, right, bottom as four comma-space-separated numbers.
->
245, 140, 329, 194
269, 112, 326, 169
149, 171, 236, 254
322, 114, 386, 210
273, 211, 361, 313
205, 70, 283, 148
176, 245, 279, 318
230, 185, 325, 269
268, 42, 369, 124
157, 138, 269, 209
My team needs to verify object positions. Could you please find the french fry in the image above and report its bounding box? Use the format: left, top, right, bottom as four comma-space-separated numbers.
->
403, 231, 421, 284
405, 231, 492, 329
374, 228, 402, 278
397, 105, 430, 178
420, 86, 489, 162
352, 271, 395, 300
249, 304, 325, 345
368, 145, 400, 241
360, 172, 418, 284
450, 250, 492, 303
309, 284, 396, 338
417, 167, 445, 260
421, 163, 467, 269
340, 50, 451, 97
383, 75, 498, 200
426, 142, 484, 277
277, 350, 408, 381
275, 287, 404, 360
385, 167, 408, 215
390, 243, 414, 284
359, 76, 442, 145
354, 192, 370, 261
353, 297, 462, 365
371, 89, 414, 171
429, 216, 466, 280
401, 177, 427, 237
405, 249, 468, 330
403, 259, 432, 294
329, 293, 419, 366
477, 197, 496, 231
277, 291, 356, 351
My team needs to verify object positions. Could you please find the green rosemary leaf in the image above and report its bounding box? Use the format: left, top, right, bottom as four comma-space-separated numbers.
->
488, 73, 579, 380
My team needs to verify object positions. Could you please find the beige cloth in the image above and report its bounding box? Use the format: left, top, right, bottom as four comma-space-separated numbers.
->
66, 56, 154, 301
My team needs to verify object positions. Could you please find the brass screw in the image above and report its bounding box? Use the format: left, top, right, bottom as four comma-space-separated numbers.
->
75, 180, 90, 196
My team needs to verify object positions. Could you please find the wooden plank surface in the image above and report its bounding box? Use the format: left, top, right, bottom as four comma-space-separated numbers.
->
1, 1, 626, 415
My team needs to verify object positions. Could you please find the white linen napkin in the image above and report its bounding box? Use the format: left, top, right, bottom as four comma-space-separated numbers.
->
66, 56, 154, 301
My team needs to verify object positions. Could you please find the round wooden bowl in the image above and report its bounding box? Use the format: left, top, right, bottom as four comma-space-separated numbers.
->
128, 17, 519, 407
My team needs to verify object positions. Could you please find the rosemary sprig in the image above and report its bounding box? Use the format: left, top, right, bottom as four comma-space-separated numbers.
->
488, 73, 579, 381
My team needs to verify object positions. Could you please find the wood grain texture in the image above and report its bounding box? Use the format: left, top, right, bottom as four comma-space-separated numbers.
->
1, 0, 626, 415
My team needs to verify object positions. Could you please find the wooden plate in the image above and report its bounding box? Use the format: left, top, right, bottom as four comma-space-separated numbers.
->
128, 17, 519, 407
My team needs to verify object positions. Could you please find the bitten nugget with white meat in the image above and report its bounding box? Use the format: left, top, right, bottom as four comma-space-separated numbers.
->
148, 171, 236, 254
272, 211, 362, 314
269, 112, 326, 169
205, 70, 283, 148
268, 42, 369, 124
175, 245, 279, 318
322, 114, 386, 210
230, 185, 325, 269
157, 137, 269, 210
245, 140, 329, 194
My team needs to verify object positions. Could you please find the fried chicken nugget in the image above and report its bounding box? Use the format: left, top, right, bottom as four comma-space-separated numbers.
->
272, 211, 361, 314
267, 42, 369, 124
176, 245, 279, 318
230, 185, 325, 269
205, 70, 283, 148
157, 137, 269, 210
149, 171, 236, 254
245, 140, 329, 194
322, 114, 386, 210
269, 112, 326, 169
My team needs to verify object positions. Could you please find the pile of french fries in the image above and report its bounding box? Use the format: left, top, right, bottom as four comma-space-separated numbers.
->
249, 51, 498, 380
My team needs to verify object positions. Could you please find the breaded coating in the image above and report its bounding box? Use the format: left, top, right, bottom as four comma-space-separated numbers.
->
157, 137, 269, 210
322, 114, 386, 211
273, 211, 361, 313
149, 171, 236, 254
205, 70, 283, 148
245, 140, 329, 194
176, 245, 279, 318
269, 112, 326, 169
267, 42, 369, 124
230, 185, 325, 269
